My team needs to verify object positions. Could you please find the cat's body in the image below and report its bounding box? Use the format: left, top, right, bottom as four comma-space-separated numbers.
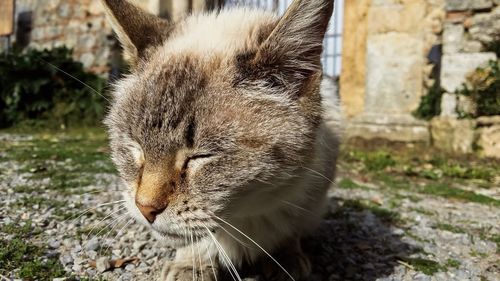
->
102, 0, 338, 280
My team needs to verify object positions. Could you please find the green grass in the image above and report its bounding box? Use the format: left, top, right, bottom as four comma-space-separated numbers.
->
0, 127, 115, 193
489, 234, 500, 253
445, 258, 461, 268
337, 178, 371, 190
434, 223, 466, 234
0, 221, 66, 279
340, 199, 401, 223
341, 144, 500, 184
400, 257, 446, 275
419, 183, 500, 207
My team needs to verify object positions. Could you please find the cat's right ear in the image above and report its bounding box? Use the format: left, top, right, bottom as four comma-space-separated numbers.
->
100, 0, 172, 66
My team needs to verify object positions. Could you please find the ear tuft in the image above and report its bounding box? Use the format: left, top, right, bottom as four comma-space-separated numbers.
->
238, 0, 334, 91
101, 0, 172, 65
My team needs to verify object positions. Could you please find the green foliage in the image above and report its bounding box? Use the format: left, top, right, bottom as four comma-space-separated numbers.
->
0, 47, 107, 128
414, 80, 444, 120
458, 60, 500, 117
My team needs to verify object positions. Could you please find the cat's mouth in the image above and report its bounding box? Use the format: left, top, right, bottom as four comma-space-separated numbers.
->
152, 226, 212, 247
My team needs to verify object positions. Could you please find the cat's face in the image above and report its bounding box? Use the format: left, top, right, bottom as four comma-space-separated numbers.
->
103, 0, 333, 245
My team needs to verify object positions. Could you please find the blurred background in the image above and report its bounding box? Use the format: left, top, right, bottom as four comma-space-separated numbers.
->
0, 1, 499, 280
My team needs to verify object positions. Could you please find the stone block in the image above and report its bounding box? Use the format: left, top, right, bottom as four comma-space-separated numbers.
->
440, 53, 497, 93
340, 0, 370, 118
440, 93, 458, 117
477, 116, 500, 125
446, 0, 470, 11
470, 6, 500, 44
368, 0, 426, 34
471, 0, 494, 10
366, 33, 423, 115
477, 125, 500, 158
457, 95, 476, 116
446, 0, 493, 11
445, 11, 471, 23
442, 23, 464, 54
346, 114, 430, 143
430, 117, 476, 154
462, 41, 483, 53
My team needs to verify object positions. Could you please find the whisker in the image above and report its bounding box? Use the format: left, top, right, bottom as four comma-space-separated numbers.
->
281, 200, 314, 215
103, 219, 133, 256
98, 214, 129, 256
302, 166, 335, 185
64, 200, 126, 224
214, 216, 295, 281
190, 228, 197, 280
204, 240, 219, 281
38, 58, 111, 102
196, 236, 205, 281
84, 205, 127, 241
202, 224, 241, 281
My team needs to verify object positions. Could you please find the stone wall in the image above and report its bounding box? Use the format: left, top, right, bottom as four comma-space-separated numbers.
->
341, 0, 445, 143
432, 0, 500, 158
440, 0, 499, 116
340, 0, 500, 158
1, 0, 114, 73
0, 0, 208, 73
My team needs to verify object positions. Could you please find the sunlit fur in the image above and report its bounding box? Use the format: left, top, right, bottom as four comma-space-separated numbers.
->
103, 0, 338, 279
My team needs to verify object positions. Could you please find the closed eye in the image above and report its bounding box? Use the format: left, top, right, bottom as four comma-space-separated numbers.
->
183, 154, 214, 170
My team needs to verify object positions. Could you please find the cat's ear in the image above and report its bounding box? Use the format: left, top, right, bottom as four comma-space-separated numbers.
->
101, 0, 172, 65
239, 0, 334, 90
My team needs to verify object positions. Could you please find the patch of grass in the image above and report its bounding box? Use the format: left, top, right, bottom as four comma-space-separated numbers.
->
345, 150, 396, 172
341, 199, 401, 223
400, 257, 445, 275
337, 178, 371, 190
409, 207, 434, 216
440, 164, 494, 181
489, 234, 500, 253
404, 230, 431, 243
0, 220, 40, 237
374, 173, 407, 190
445, 258, 460, 268
0, 221, 66, 279
420, 183, 500, 206
435, 223, 466, 234
0, 238, 66, 279
0, 127, 115, 193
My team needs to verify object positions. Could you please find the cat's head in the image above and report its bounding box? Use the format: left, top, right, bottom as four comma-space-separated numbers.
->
103, 0, 333, 246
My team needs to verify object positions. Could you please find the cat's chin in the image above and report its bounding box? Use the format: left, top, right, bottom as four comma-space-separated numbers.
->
151, 229, 189, 247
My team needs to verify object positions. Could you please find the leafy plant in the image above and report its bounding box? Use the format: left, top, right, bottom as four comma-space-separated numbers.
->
413, 80, 444, 120
458, 60, 500, 117
0, 47, 107, 128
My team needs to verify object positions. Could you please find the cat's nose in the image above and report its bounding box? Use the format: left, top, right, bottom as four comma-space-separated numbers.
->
135, 202, 166, 223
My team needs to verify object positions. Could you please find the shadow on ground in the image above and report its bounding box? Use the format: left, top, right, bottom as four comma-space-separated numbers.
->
302, 197, 418, 281
223, 197, 418, 281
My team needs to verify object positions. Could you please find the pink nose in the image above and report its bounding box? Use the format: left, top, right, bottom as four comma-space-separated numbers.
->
135, 202, 166, 223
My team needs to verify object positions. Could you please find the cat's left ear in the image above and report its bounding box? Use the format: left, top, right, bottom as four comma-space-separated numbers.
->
101, 0, 172, 65
238, 0, 334, 91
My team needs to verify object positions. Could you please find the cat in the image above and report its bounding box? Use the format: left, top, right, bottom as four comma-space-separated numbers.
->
102, 0, 339, 280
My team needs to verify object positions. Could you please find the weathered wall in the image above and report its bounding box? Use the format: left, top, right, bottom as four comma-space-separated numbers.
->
341, 0, 445, 142
439, 0, 499, 116
433, 0, 500, 158
0, 0, 212, 73
339, 0, 370, 118
2, 0, 113, 73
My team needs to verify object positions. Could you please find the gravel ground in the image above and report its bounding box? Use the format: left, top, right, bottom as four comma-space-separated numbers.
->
0, 131, 499, 281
